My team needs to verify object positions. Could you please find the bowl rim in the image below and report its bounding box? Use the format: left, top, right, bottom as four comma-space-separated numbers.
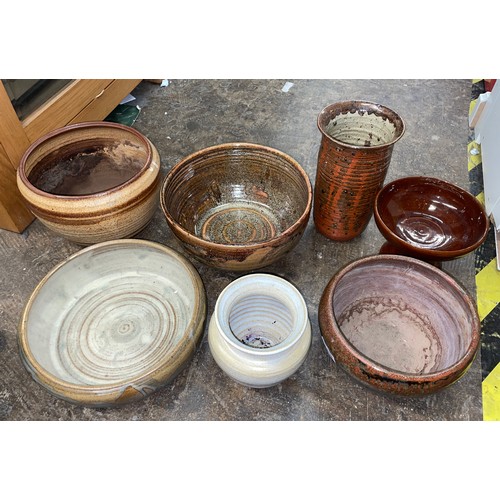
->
320, 254, 481, 383
160, 142, 313, 251
374, 175, 490, 259
17, 121, 154, 200
317, 100, 406, 150
18, 239, 206, 396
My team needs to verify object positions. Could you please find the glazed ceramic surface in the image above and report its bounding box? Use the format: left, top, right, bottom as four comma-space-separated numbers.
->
160, 142, 312, 271
374, 176, 490, 261
17, 121, 161, 245
18, 239, 206, 407
208, 273, 311, 388
314, 101, 405, 241
319, 254, 480, 396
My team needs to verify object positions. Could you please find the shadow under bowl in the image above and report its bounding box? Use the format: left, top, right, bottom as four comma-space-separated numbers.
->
319, 254, 480, 396
18, 239, 206, 407
17, 121, 161, 245
374, 176, 489, 262
160, 142, 312, 271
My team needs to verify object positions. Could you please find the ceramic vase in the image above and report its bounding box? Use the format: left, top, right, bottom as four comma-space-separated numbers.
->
314, 101, 405, 241
208, 273, 311, 388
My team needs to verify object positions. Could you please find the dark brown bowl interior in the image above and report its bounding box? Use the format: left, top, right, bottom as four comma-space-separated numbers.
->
374, 176, 489, 260
162, 143, 311, 247
21, 122, 151, 197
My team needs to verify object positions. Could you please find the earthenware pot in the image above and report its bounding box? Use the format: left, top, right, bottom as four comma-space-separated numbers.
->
314, 101, 405, 241
374, 176, 490, 263
208, 273, 311, 388
319, 254, 480, 396
17, 121, 161, 245
160, 142, 312, 271
18, 239, 206, 407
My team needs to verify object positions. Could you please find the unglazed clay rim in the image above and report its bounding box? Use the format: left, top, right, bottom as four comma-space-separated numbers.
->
18, 239, 206, 394
317, 100, 406, 149
321, 254, 481, 382
374, 176, 490, 259
18, 121, 153, 200
214, 273, 309, 356
160, 142, 313, 250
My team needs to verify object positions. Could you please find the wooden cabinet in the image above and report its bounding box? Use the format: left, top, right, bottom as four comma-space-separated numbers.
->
0, 79, 142, 232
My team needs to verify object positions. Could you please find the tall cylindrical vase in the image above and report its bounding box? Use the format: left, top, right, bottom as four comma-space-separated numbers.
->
314, 101, 405, 241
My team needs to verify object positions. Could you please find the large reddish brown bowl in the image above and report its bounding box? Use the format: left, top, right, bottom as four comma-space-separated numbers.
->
160, 143, 312, 271
374, 176, 489, 261
319, 254, 480, 396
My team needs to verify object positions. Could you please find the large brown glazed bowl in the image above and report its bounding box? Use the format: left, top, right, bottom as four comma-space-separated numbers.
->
319, 254, 480, 396
160, 143, 313, 271
18, 239, 207, 407
374, 176, 489, 262
17, 121, 161, 245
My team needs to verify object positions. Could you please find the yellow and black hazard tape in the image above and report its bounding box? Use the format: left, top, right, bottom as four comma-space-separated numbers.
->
469, 79, 500, 420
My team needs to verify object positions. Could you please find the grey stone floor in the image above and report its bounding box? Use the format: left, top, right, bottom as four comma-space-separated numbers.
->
0, 79, 481, 420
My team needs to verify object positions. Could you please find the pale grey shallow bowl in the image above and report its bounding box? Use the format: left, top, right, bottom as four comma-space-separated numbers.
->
18, 239, 206, 407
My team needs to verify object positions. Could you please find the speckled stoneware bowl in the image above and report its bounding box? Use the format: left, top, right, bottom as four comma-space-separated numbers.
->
208, 273, 311, 388
18, 239, 206, 407
374, 176, 489, 262
160, 143, 312, 271
319, 254, 480, 396
17, 121, 161, 245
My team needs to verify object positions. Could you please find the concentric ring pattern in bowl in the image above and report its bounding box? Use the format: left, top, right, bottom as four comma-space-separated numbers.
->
18, 239, 206, 407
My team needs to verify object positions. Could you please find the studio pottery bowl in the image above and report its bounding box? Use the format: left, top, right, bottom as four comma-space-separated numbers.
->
319, 254, 480, 396
374, 176, 489, 262
208, 273, 312, 388
18, 239, 206, 407
17, 121, 161, 245
160, 143, 312, 271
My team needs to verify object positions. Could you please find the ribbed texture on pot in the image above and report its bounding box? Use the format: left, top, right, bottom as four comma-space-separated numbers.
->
17, 122, 161, 246
314, 101, 405, 241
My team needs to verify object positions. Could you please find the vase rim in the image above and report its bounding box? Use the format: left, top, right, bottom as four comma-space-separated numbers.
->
317, 100, 405, 149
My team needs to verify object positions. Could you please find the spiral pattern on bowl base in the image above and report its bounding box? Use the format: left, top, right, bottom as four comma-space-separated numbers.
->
396, 214, 451, 249
195, 201, 280, 245
52, 275, 188, 386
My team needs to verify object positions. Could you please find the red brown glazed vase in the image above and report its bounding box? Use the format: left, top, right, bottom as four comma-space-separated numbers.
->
314, 101, 405, 241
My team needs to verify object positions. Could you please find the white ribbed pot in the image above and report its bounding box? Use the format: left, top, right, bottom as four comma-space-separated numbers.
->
208, 273, 312, 388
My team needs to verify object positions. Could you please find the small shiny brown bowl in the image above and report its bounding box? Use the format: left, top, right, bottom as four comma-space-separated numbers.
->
374, 176, 489, 262
160, 143, 312, 271
319, 254, 480, 396
17, 121, 161, 245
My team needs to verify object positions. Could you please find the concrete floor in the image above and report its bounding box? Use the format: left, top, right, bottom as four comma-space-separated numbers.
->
0, 79, 481, 420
